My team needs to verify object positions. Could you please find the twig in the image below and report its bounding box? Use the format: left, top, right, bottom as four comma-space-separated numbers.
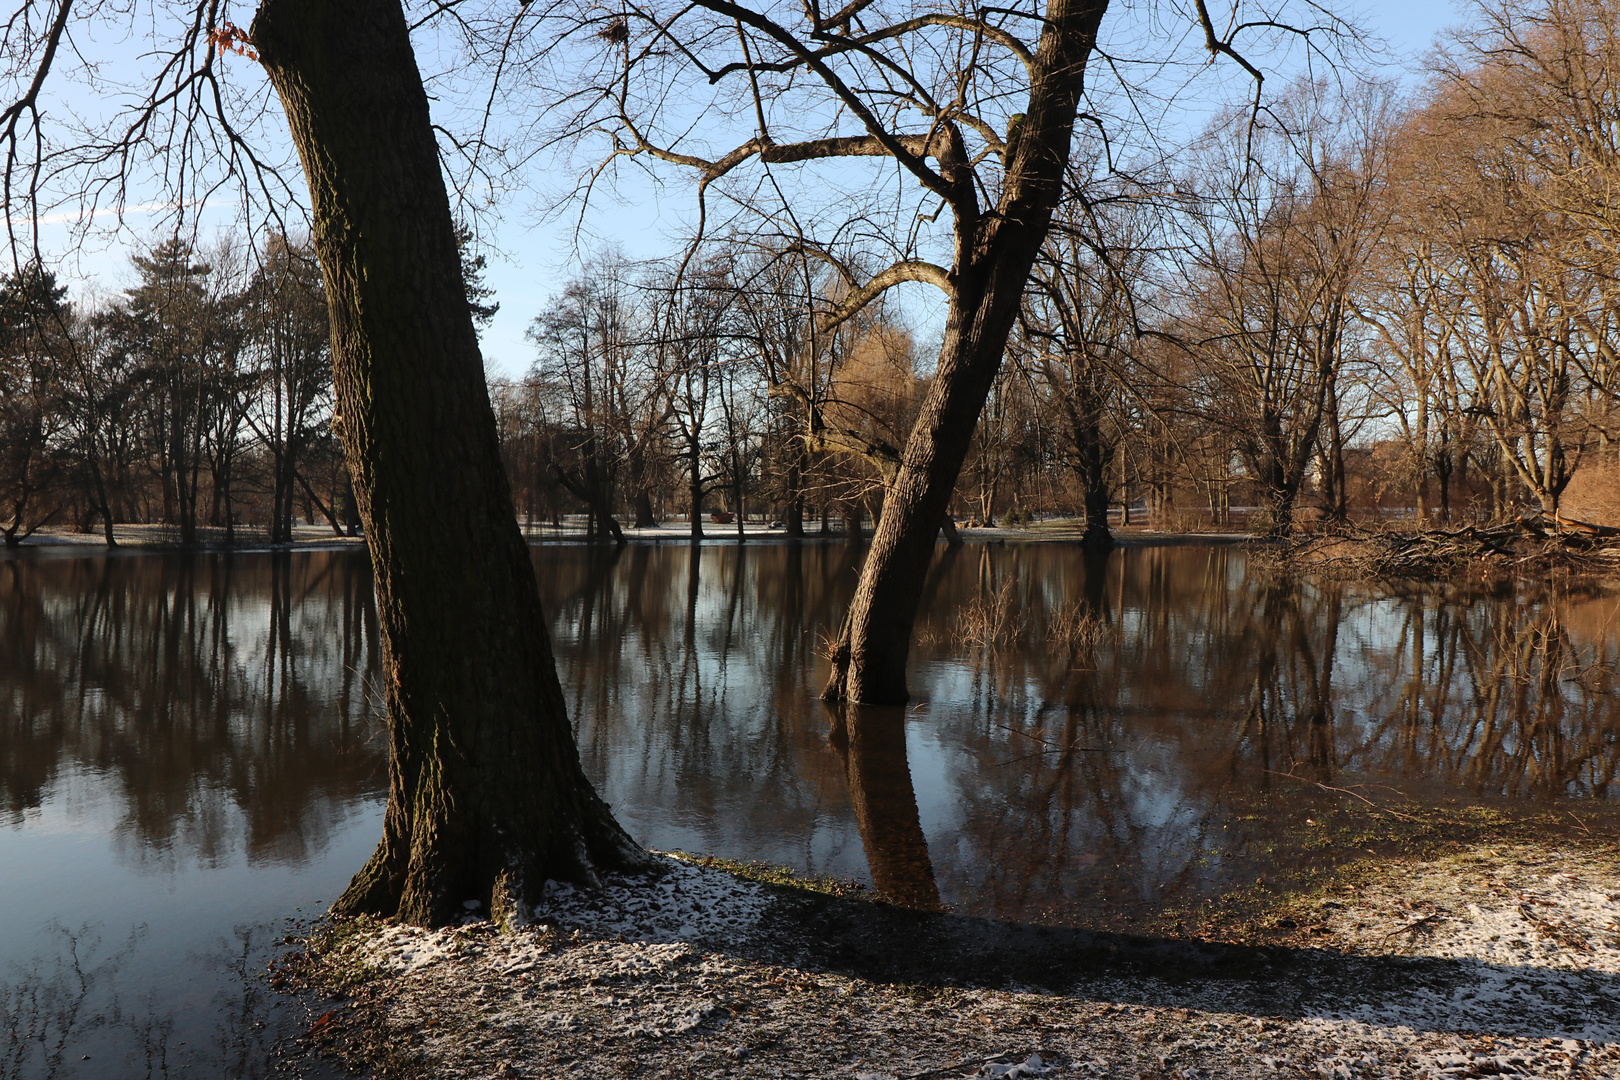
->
900, 1051, 1050, 1080
1379, 912, 1441, 942
1263, 770, 1421, 822
992, 724, 1106, 766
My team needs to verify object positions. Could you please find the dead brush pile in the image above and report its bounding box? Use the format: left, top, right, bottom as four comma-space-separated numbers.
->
1277, 514, 1620, 580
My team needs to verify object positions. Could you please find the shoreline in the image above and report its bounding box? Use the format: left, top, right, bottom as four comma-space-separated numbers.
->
284, 841, 1620, 1079
4, 521, 1257, 557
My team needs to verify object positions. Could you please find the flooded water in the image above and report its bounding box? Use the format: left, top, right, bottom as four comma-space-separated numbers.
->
3, 541, 1618, 1076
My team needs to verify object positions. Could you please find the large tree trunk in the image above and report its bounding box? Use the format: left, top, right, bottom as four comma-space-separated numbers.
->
823, 301, 1044, 704
687, 439, 705, 539
632, 487, 657, 529
822, 0, 1108, 706
554, 468, 627, 545
253, 0, 647, 928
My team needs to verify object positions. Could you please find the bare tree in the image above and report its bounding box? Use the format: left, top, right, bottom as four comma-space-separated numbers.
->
1013, 191, 1155, 549
1167, 80, 1390, 535
527, 257, 658, 543
521, 0, 1346, 702
244, 234, 331, 544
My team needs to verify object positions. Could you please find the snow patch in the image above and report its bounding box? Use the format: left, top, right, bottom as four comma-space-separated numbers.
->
537, 853, 774, 946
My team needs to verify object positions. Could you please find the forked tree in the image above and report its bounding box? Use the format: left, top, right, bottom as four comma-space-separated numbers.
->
525, 0, 1352, 702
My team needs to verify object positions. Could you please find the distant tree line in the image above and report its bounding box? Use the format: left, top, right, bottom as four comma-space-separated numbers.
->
500, 0, 1620, 545
0, 225, 504, 548
0, 235, 343, 547
498, 0, 1620, 544
5, 0, 1617, 550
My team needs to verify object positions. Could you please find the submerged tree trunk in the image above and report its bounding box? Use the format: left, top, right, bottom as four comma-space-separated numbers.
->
822, 0, 1110, 705
253, 0, 647, 928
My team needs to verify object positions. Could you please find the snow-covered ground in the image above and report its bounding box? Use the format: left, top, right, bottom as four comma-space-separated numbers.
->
306, 844, 1619, 1079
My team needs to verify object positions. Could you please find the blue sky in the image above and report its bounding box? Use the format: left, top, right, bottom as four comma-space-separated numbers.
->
20, 0, 1472, 379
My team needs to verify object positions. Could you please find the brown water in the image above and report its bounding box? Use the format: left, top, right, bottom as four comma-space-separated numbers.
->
2, 541, 1617, 1076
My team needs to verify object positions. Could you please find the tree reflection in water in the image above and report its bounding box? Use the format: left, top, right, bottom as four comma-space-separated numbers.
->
828, 704, 942, 910
0, 552, 385, 859
0, 551, 384, 1078
542, 542, 1620, 927
2, 542, 1617, 971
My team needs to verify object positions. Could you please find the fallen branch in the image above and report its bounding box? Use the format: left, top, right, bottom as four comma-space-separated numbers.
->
1379, 912, 1442, 944
1263, 770, 1421, 822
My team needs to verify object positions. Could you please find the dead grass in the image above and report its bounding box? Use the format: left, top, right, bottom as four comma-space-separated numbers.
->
918, 580, 1027, 651
1046, 603, 1114, 652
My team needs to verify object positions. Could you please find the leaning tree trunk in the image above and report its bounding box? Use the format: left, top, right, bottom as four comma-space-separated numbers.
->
823, 0, 1109, 706
253, 0, 647, 928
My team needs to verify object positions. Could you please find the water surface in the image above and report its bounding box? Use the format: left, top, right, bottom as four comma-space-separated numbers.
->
2, 541, 1617, 1075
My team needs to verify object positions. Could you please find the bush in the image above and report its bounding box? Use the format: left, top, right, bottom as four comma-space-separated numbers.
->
1001, 507, 1034, 528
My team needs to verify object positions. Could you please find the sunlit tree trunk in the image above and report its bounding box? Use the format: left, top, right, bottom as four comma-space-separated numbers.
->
253, 0, 646, 928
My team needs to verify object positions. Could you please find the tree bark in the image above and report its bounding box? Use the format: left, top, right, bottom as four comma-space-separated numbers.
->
823, 0, 1110, 705
253, 0, 647, 928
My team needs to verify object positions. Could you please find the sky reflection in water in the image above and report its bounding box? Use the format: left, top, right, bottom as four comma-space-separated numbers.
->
1, 541, 1617, 1074
546, 541, 1619, 925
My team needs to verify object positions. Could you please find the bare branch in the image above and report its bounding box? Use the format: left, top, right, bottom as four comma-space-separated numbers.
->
816, 258, 953, 334
760, 131, 952, 164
